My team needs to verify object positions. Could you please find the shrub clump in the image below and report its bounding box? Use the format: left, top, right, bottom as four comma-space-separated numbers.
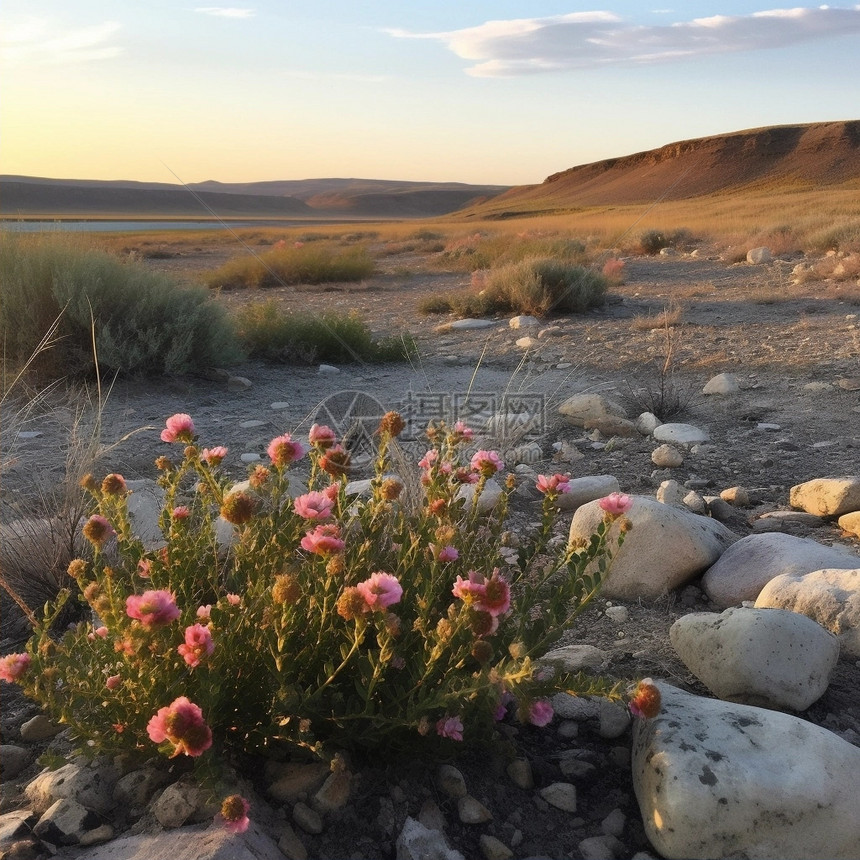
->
206, 242, 375, 289
421, 258, 608, 317
5, 413, 657, 801
0, 235, 241, 378
234, 300, 412, 363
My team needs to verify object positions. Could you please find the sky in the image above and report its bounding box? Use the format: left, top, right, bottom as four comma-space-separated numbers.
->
1, 2, 859, 186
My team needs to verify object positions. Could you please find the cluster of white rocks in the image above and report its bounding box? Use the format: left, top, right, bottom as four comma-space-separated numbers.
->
556, 389, 860, 858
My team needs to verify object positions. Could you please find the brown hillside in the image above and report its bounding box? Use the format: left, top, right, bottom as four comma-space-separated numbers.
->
470, 121, 860, 216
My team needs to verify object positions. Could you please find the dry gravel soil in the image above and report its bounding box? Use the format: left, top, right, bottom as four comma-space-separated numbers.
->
2, 244, 860, 859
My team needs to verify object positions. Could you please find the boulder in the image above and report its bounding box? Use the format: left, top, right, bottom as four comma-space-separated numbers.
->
651, 423, 709, 445
509, 315, 540, 329
669, 607, 839, 710
651, 445, 683, 468
558, 394, 628, 428
125, 479, 167, 551
755, 568, 860, 658
701, 533, 859, 608
790, 477, 860, 517
26, 761, 119, 815
746, 246, 773, 264
62, 822, 286, 860
568, 496, 736, 600
555, 475, 620, 512
632, 683, 860, 859
397, 817, 465, 860
702, 372, 740, 395
457, 478, 503, 513
839, 510, 860, 537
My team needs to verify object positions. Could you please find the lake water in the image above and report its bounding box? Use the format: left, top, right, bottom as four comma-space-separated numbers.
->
0, 220, 266, 233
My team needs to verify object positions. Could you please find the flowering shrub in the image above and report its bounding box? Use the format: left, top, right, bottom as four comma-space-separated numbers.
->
7, 412, 654, 787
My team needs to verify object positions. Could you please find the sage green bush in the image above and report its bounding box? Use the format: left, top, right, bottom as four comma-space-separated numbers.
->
0, 236, 242, 378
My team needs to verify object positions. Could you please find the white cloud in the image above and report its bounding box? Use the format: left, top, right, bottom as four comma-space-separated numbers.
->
387, 6, 860, 76
194, 7, 256, 18
0, 16, 122, 66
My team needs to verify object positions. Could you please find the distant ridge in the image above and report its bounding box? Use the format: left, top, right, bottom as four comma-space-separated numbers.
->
463, 121, 860, 218
0, 176, 508, 220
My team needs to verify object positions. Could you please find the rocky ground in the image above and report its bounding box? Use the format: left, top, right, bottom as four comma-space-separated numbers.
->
1, 244, 859, 859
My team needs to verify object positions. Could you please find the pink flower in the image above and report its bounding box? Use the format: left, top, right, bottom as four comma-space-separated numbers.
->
161, 413, 195, 444
494, 691, 515, 721
309, 424, 337, 449
300, 524, 345, 556
454, 467, 478, 485
201, 446, 228, 466
418, 449, 438, 470
438, 545, 459, 563
536, 473, 571, 495
629, 678, 661, 719
356, 572, 403, 610
106, 674, 122, 690
196, 605, 212, 619
137, 559, 152, 578
94, 626, 108, 638
476, 569, 511, 617
470, 450, 504, 477
436, 715, 464, 741
216, 795, 250, 834
172, 506, 190, 521
126, 590, 180, 628
293, 491, 334, 521
452, 571, 486, 605
225, 593, 241, 606
452, 420, 474, 441
267, 434, 306, 468
147, 696, 213, 758
177, 623, 215, 668
0, 653, 31, 683
82, 514, 114, 548
598, 492, 633, 516
528, 699, 554, 727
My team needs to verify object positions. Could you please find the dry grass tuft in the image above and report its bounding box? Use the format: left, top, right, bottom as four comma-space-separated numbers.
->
630, 301, 684, 331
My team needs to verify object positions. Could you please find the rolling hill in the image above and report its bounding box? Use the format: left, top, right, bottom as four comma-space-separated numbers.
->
461, 120, 860, 219
0, 176, 508, 220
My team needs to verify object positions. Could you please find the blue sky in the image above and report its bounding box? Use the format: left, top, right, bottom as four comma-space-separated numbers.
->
2, 2, 858, 185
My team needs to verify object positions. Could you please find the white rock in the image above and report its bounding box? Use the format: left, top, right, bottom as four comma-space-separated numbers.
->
33, 798, 100, 846
604, 605, 629, 624
550, 693, 600, 721
757, 422, 781, 431
457, 477, 502, 513
755, 568, 860, 658
541, 644, 613, 673
568, 496, 736, 600
509, 315, 540, 329
702, 372, 740, 395
69, 823, 287, 860
635, 412, 661, 435
652, 423, 709, 445
790, 476, 860, 517
480, 834, 513, 860
270, 401, 290, 410
656, 480, 685, 506
515, 336, 539, 349
397, 817, 465, 860
436, 765, 467, 799
555, 475, 620, 512
670, 607, 840, 710
125, 479, 166, 551
558, 394, 628, 428
838, 511, 860, 537
683, 491, 707, 514
632, 682, 860, 860
746, 246, 773, 264
539, 783, 577, 813
239, 419, 266, 429
227, 375, 252, 391
449, 318, 498, 330
651, 444, 683, 468
150, 781, 202, 828
18, 714, 61, 743
318, 363, 340, 374
240, 452, 261, 463
701, 533, 859, 608
458, 795, 492, 824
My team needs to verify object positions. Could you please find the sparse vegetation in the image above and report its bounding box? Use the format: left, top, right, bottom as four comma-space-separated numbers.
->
420, 259, 607, 318
435, 233, 589, 272
0, 235, 242, 380
234, 300, 412, 364
205, 243, 375, 289
630, 301, 684, 332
